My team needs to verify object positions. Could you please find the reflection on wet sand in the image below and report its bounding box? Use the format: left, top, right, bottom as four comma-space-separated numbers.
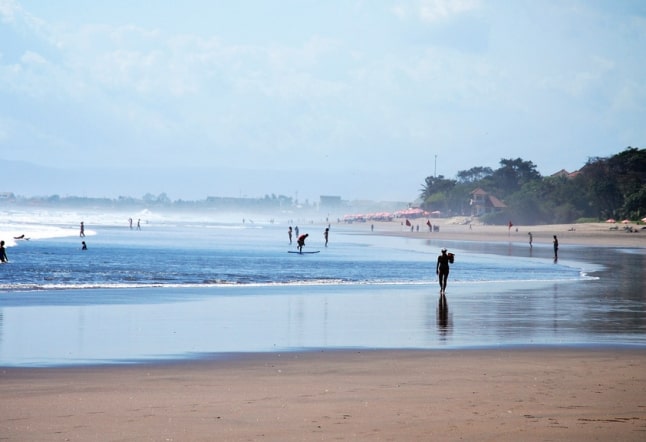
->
437, 294, 451, 340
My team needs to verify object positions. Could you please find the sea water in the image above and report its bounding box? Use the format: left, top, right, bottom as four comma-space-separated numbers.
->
1, 210, 645, 366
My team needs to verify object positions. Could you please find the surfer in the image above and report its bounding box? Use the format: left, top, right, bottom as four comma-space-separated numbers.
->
81, 241, 87, 250
288, 226, 293, 244
297, 233, 308, 253
324, 227, 329, 247
0, 240, 7, 263
436, 248, 452, 295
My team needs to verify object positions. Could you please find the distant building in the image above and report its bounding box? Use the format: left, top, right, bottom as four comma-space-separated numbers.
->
469, 188, 506, 217
551, 169, 581, 179
319, 195, 343, 209
0, 192, 16, 201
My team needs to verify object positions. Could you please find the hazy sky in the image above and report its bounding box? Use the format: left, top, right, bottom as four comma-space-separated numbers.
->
1, 0, 645, 202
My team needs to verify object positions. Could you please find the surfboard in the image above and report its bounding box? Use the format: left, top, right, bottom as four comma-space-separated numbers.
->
288, 251, 320, 254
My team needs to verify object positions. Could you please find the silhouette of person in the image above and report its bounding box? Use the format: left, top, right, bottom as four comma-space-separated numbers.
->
528, 232, 533, 248
297, 233, 308, 253
553, 235, 559, 261
0, 240, 8, 263
436, 248, 451, 295
324, 227, 329, 247
288, 226, 293, 244
137, 219, 141, 230
81, 241, 87, 250
80, 222, 85, 237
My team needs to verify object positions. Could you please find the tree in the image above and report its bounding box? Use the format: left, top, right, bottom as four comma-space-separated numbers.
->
419, 175, 456, 200
486, 158, 541, 198
456, 166, 493, 183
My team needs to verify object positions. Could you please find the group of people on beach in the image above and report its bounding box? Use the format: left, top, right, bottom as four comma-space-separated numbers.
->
288, 225, 331, 253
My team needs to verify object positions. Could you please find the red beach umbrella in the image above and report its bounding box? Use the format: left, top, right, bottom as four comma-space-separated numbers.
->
621, 219, 630, 224
605, 218, 616, 223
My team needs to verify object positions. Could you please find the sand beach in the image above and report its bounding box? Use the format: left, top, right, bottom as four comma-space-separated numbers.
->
2, 349, 645, 441
1, 221, 645, 441
362, 218, 646, 249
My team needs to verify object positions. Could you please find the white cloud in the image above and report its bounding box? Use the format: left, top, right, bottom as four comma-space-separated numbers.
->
418, 0, 480, 23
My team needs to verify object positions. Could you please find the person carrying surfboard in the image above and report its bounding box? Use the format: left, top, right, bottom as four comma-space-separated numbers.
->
297, 233, 308, 253
436, 248, 453, 296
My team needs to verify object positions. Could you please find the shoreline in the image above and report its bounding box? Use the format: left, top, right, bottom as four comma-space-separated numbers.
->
340, 219, 646, 249
2, 348, 645, 441
2, 222, 645, 440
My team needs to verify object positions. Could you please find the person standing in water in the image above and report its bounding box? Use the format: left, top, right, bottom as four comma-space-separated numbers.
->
324, 227, 329, 247
288, 226, 293, 244
81, 241, 87, 250
297, 233, 308, 253
436, 248, 452, 295
0, 240, 8, 263
79, 221, 85, 237
553, 235, 559, 261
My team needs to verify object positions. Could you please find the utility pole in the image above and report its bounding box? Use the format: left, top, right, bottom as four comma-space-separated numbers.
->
434, 155, 437, 177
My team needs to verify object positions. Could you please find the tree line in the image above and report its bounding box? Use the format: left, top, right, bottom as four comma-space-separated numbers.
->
419, 147, 646, 225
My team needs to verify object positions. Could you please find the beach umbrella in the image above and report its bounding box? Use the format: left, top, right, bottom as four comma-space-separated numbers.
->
622, 219, 630, 224
642, 217, 646, 222
605, 218, 616, 223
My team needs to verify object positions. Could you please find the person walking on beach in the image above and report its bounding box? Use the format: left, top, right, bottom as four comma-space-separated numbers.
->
553, 235, 559, 261
436, 248, 452, 295
288, 226, 293, 244
80, 221, 85, 237
528, 232, 533, 248
324, 227, 329, 247
0, 240, 8, 263
297, 233, 308, 253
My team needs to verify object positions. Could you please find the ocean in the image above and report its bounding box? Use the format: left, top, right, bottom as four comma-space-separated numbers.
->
1, 209, 645, 366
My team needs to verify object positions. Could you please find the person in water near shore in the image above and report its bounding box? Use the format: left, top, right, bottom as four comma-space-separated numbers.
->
79, 221, 85, 237
297, 233, 308, 253
553, 235, 559, 261
324, 227, 329, 247
81, 241, 87, 250
0, 240, 8, 263
288, 226, 293, 244
436, 248, 452, 295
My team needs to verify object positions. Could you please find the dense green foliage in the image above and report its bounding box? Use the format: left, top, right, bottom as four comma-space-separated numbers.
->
420, 147, 646, 225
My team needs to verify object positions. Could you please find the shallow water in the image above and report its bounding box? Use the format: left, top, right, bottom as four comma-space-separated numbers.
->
1, 218, 645, 366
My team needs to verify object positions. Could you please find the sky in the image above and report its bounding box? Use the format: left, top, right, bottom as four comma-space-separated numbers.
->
1, 0, 645, 203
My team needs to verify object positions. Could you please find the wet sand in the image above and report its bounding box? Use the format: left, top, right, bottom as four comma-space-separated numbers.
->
2, 349, 645, 441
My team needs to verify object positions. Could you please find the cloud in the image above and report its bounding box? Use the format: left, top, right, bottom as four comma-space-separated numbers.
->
419, 0, 480, 23
393, 0, 480, 23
